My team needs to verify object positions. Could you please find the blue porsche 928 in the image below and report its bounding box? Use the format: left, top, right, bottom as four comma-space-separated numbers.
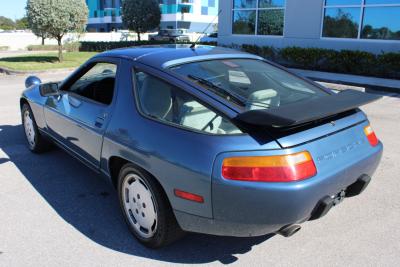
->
20, 45, 383, 248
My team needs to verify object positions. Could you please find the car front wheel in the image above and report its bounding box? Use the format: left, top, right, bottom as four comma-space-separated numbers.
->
118, 164, 184, 248
21, 103, 51, 153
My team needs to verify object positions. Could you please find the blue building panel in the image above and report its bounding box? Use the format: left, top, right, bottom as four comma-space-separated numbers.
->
86, 0, 218, 32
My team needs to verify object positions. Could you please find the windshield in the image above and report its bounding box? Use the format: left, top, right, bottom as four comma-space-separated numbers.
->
170, 59, 329, 111
170, 29, 184, 36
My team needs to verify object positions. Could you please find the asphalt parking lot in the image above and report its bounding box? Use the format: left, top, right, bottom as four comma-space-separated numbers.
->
0, 72, 399, 266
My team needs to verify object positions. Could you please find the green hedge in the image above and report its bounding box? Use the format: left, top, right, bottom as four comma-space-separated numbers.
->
79, 40, 188, 52
27, 45, 59, 51
27, 43, 80, 52
78, 40, 217, 52
241, 44, 400, 79
76, 41, 398, 79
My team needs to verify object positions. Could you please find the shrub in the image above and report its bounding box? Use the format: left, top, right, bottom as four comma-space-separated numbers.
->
27, 45, 60, 51
64, 42, 80, 52
242, 44, 276, 61
27, 43, 80, 52
332, 50, 377, 76
280, 47, 337, 70
79, 40, 199, 52
0, 46, 9, 51
376, 53, 400, 79
237, 44, 399, 79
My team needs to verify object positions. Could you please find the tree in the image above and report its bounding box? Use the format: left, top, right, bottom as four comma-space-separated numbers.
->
26, 0, 88, 62
122, 0, 161, 41
322, 10, 358, 38
257, 9, 284, 35
0, 16, 16, 30
16, 17, 29, 30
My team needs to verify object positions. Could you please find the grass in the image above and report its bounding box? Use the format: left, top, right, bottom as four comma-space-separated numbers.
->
0, 52, 97, 71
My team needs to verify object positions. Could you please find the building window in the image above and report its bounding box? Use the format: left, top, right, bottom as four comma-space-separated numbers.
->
322, 0, 400, 40
232, 0, 285, 35
201, 6, 208, 15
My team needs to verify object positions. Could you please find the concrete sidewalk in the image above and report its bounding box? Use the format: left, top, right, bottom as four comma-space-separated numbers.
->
290, 68, 400, 93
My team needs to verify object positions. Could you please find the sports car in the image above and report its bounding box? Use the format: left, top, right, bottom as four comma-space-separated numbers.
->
20, 45, 383, 248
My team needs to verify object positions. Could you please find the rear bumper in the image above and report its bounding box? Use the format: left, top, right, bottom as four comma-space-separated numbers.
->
175, 142, 383, 237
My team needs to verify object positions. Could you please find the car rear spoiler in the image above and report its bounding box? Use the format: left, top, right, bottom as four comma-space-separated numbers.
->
233, 89, 381, 128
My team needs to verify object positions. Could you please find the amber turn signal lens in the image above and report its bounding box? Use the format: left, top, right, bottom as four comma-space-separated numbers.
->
222, 151, 317, 182
364, 125, 379, 147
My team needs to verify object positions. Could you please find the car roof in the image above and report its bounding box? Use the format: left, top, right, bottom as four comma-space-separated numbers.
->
97, 45, 263, 70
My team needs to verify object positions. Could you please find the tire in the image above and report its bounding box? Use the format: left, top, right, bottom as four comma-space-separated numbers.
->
21, 103, 52, 153
118, 164, 184, 248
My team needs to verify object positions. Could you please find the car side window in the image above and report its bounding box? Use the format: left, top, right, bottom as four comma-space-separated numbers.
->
134, 71, 242, 135
67, 62, 117, 105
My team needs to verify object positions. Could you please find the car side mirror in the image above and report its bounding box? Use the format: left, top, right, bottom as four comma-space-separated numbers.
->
40, 82, 60, 97
25, 76, 41, 88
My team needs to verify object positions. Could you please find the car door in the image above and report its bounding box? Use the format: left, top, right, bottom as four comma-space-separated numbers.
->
43, 58, 119, 168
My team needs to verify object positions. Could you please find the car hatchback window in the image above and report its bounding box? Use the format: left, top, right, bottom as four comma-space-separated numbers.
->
134, 71, 242, 135
171, 59, 329, 111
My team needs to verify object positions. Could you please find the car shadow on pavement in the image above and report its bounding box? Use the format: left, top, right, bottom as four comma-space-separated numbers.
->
0, 124, 273, 264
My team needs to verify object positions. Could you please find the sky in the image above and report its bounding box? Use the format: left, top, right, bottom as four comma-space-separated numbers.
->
0, 0, 27, 20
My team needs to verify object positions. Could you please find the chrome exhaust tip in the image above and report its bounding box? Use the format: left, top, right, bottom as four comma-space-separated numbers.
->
277, 224, 301, 237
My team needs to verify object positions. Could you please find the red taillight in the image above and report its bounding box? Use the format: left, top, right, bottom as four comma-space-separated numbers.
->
222, 151, 317, 182
174, 189, 204, 203
364, 125, 379, 147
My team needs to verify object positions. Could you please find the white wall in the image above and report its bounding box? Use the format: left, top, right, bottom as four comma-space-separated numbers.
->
218, 0, 400, 53
0, 32, 204, 51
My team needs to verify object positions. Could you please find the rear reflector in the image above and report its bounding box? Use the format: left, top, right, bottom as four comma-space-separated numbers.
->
222, 151, 317, 182
174, 189, 204, 203
364, 125, 379, 147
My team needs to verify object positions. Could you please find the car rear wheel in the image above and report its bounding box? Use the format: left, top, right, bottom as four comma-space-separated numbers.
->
118, 164, 184, 248
21, 103, 51, 153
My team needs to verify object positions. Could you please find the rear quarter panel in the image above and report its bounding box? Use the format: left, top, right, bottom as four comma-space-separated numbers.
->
211, 120, 382, 225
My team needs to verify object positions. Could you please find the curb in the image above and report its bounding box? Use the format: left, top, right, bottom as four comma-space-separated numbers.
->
290, 68, 400, 94
0, 66, 75, 76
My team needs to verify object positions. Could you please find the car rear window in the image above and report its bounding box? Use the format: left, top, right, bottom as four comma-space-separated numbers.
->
170, 59, 329, 111
134, 71, 242, 135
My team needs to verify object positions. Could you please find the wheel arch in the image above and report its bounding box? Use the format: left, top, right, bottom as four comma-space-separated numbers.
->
108, 156, 169, 199
20, 97, 29, 110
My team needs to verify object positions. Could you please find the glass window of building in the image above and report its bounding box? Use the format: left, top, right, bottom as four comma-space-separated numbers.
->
232, 0, 285, 35
322, 0, 400, 40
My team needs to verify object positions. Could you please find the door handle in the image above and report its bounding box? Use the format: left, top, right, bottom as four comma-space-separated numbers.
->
68, 96, 81, 108
95, 116, 104, 128
95, 112, 108, 128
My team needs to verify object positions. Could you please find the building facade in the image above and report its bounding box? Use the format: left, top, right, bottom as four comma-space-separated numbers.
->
85, 0, 218, 32
218, 0, 400, 53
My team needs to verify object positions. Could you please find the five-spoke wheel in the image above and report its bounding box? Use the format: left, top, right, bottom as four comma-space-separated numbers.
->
21, 103, 51, 153
118, 164, 184, 248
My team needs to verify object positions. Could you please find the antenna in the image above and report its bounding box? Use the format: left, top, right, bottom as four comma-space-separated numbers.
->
190, 9, 222, 49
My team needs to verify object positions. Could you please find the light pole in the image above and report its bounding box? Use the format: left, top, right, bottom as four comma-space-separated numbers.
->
175, 0, 178, 29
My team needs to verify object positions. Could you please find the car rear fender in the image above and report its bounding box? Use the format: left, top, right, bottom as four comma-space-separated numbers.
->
211, 120, 382, 223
